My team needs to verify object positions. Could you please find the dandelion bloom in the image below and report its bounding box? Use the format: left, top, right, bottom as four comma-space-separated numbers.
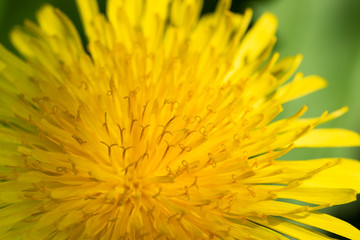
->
1, 0, 360, 239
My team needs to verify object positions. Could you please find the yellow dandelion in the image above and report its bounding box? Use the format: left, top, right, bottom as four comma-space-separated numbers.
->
0, 0, 360, 239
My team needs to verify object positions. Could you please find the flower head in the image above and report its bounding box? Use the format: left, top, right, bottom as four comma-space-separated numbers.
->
0, 0, 360, 239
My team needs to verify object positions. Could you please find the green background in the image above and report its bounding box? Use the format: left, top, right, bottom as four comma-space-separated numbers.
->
0, 0, 359, 237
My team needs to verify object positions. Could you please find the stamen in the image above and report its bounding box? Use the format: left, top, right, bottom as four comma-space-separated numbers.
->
232, 174, 237, 183
166, 166, 175, 178
168, 212, 179, 223
164, 115, 177, 130
199, 126, 206, 135
206, 122, 216, 132
22, 155, 29, 168
31, 160, 42, 170
88, 171, 101, 182
208, 153, 216, 168
147, 206, 155, 215
72, 135, 87, 144
56, 166, 67, 173
181, 186, 190, 199
76, 108, 81, 121
142, 100, 150, 120
233, 134, 240, 142
52, 105, 58, 114
207, 104, 216, 114
70, 162, 78, 175
139, 124, 150, 141
189, 176, 199, 189
67, 156, 79, 175
195, 116, 202, 123
179, 144, 192, 155
157, 130, 173, 145
124, 95, 131, 113
164, 98, 179, 111
183, 115, 195, 124
64, 111, 76, 120
117, 189, 129, 206
117, 124, 126, 145
119, 145, 133, 160
177, 211, 185, 221
140, 141, 150, 162
103, 112, 109, 134
174, 166, 183, 177
79, 81, 88, 90
221, 144, 227, 152
130, 114, 138, 133
183, 130, 198, 140
162, 141, 175, 160
107, 218, 118, 222
152, 187, 162, 198
109, 78, 116, 93
247, 186, 256, 198
100, 141, 119, 157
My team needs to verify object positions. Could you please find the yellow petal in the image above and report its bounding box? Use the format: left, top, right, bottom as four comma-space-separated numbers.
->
75, 0, 99, 39
259, 158, 341, 184
234, 12, 277, 67
250, 216, 334, 240
56, 210, 85, 231
276, 187, 356, 205
141, 0, 170, 38
0, 201, 39, 233
107, 0, 143, 27
227, 218, 288, 240
283, 106, 348, 132
0, 45, 34, 94
0, 182, 34, 203
271, 54, 303, 85
36, 5, 84, 57
170, 0, 202, 30
285, 211, 360, 240
302, 158, 360, 192
298, 106, 348, 125
231, 200, 317, 216
33, 199, 88, 231
274, 75, 327, 103
294, 128, 360, 147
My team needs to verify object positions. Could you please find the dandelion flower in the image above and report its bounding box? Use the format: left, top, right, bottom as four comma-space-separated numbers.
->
1, 0, 360, 239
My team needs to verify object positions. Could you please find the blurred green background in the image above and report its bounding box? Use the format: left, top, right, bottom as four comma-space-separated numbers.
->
0, 0, 359, 238
248, 1, 360, 237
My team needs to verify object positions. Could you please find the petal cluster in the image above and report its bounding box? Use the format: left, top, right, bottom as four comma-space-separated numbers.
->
0, 0, 359, 239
